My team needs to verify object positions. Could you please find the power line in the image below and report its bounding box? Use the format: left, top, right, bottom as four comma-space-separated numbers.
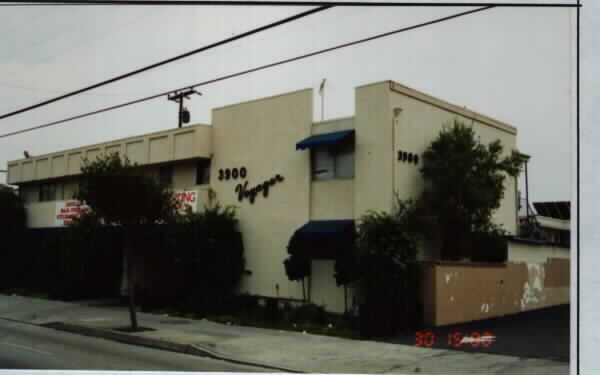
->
0, 1, 581, 7
0, 5, 494, 139
0, 5, 332, 121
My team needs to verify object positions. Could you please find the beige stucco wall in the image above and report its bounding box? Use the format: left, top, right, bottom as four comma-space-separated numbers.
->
211, 88, 313, 301
7, 124, 211, 184
310, 180, 354, 221
309, 117, 355, 222
354, 82, 395, 217
312, 117, 354, 135
421, 241, 570, 327
310, 260, 353, 313
24, 201, 58, 228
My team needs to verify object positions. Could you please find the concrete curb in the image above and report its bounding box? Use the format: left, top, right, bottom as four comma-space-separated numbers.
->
42, 321, 306, 373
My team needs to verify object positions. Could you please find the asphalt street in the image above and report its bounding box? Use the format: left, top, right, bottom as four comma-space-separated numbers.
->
392, 305, 570, 362
0, 318, 271, 371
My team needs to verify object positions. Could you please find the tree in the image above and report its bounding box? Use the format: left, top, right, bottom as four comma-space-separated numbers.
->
76, 153, 177, 330
355, 198, 422, 336
0, 184, 25, 235
0, 184, 26, 290
418, 120, 526, 260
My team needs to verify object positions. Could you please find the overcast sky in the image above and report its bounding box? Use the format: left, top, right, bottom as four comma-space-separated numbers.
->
1, 1, 599, 370
0, 0, 580, 204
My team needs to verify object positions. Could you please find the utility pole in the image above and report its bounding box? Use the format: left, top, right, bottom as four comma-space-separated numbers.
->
167, 88, 201, 128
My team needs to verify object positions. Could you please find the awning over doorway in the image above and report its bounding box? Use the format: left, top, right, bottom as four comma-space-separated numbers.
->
288, 220, 355, 259
295, 130, 355, 150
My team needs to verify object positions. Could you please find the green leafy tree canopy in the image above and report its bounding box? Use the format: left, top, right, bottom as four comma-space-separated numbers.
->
75, 152, 177, 330
76, 153, 177, 226
418, 119, 526, 257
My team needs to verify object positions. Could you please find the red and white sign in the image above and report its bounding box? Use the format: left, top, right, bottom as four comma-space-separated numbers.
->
55, 200, 91, 226
54, 190, 198, 226
174, 190, 198, 215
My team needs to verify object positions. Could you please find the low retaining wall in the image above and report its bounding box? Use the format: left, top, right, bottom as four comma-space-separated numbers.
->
420, 240, 570, 327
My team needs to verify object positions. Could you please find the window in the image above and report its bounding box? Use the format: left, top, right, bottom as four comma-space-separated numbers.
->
55, 183, 64, 201
159, 165, 173, 187
311, 143, 354, 181
196, 159, 211, 185
39, 183, 56, 201
70, 183, 79, 199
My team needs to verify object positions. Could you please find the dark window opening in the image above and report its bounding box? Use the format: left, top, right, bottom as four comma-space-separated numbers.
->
196, 159, 211, 185
39, 183, 56, 202
159, 165, 173, 187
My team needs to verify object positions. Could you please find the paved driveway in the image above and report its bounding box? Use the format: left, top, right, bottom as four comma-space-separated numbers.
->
391, 305, 570, 362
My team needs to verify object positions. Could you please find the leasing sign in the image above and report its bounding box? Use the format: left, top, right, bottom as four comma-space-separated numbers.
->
55, 200, 90, 226
174, 190, 199, 215
54, 190, 198, 226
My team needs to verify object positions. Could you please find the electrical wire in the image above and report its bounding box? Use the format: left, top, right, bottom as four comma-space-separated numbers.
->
0, 1, 580, 7
0, 5, 494, 139
0, 4, 332, 121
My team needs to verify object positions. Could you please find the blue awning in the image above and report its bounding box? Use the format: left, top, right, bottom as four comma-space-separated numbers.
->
295, 130, 355, 150
288, 220, 355, 259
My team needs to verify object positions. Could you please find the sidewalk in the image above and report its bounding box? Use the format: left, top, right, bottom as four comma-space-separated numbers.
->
0, 294, 568, 374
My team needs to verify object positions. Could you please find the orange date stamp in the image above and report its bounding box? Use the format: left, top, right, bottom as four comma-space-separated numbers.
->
415, 331, 496, 348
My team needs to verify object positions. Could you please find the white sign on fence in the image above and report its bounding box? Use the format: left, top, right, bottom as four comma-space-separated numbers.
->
55, 200, 91, 226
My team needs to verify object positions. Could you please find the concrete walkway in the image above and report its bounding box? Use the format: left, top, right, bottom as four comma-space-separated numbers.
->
0, 294, 568, 374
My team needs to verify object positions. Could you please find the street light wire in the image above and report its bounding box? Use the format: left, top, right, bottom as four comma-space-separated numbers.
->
0, 5, 494, 139
0, 4, 333, 121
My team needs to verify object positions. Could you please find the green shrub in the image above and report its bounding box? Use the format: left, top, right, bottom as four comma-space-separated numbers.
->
355, 199, 423, 337
166, 203, 245, 307
290, 303, 328, 325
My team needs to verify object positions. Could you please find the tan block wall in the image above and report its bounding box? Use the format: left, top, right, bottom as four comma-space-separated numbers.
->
421, 241, 570, 327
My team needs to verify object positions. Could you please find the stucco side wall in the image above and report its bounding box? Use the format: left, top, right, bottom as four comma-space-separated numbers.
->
390, 86, 518, 234
310, 260, 352, 313
422, 241, 570, 327
211, 89, 313, 301
310, 180, 354, 220
310, 117, 355, 222
312, 117, 354, 135
25, 201, 58, 228
354, 82, 394, 217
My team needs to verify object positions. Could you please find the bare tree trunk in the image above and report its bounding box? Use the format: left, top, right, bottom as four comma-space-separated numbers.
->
344, 285, 348, 314
125, 242, 138, 331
